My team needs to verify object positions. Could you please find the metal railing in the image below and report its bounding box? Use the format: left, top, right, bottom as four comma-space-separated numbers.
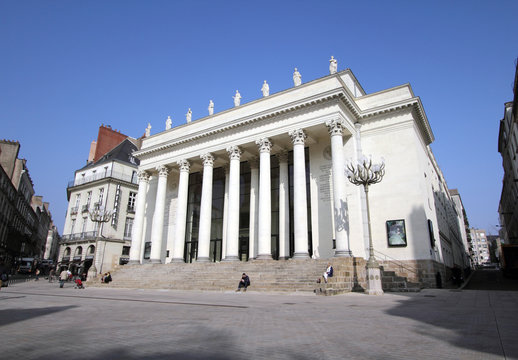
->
70, 206, 78, 215
373, 249, 420, 276
68, 169, 137, 188
61, 231, 98, 243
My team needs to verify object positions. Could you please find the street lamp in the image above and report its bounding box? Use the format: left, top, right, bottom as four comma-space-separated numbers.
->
346, 155, 385, 295
87, 207, 113, 280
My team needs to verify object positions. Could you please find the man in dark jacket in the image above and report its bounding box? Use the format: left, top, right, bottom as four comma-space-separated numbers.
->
236, 273, 250, 292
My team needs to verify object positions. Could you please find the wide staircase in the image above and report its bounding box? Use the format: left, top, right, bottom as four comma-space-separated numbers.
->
88, 257, 421, 295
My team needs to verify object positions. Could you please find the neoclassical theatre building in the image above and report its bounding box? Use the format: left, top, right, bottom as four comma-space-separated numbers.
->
128, 61, 469, 283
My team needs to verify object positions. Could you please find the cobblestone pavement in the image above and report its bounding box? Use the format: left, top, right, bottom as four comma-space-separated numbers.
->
1, 280, 517, 360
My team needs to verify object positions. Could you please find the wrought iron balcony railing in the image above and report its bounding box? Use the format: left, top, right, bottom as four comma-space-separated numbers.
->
68, 169, 137, 188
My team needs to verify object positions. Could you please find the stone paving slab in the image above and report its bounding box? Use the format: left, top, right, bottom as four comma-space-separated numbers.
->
1, 280, 517, 360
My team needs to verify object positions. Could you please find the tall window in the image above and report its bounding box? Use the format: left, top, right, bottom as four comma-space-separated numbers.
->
124, 218, 133, 239
81, 218, 87, 235
98, 188, 104, 206
75, 194, 81, 207
86, 191, 92, 207
70, 219, 76, 234
128, 192, 137, 212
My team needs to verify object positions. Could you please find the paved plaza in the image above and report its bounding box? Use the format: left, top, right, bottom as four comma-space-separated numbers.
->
1, 279, 517, 360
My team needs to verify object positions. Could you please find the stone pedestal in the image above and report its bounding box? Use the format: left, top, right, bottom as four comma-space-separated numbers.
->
365, 264, 384, 295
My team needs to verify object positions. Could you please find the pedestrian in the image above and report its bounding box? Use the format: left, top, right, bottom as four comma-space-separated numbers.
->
48, 268, 55, 283
35, 268, 40, 281
236, 273, 250, 292
323, 263, 333, 283
0, 262, 8, 289
103, 272, 112, 284
59, 269, 68, 288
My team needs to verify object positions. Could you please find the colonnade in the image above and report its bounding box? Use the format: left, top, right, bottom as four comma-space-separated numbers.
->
128, 119, 351, 264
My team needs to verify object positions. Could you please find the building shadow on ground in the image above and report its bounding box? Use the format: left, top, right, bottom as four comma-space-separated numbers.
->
384, 290, 517, 358
0, 305, 78, 327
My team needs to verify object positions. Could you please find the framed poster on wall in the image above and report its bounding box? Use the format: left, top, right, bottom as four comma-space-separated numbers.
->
386, 219, 407, 247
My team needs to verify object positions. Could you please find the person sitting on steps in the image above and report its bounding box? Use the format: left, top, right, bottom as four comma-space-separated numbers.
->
323, 263, 333, 283
236, 273, 250, 292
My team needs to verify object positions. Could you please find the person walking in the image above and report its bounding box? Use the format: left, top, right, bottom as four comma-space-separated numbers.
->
59, 269, 68, 288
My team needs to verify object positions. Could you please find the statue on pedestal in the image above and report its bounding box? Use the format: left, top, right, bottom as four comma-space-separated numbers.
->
261, 81, 270, 97
165, 116, 172, 130
186, 108, 192, 123
145, 123, 151, 137
329, 56, 337, 74
293, 68, 301, 86
208, 100, 214, 115
233, 90, 241, 107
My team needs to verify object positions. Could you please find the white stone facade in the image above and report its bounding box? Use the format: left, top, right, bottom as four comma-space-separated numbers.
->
129, 66, 466, 283
59, 140, 139, 276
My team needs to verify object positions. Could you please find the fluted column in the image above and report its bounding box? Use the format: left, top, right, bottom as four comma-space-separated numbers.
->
326, 119, 352, 257
149, 165, 169, 263
277, 151, 290, 260
224, 145, 241, 261
128, 171, 150, 264
171, 160, 190, 263
256, 138, 273, 260
248, 158, 259, 259
197, 153, 214, 262
221, 165, 229, 260
289, 129, 309, 259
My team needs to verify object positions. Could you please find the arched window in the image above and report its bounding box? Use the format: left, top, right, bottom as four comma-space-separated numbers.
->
64, 247, 71, 256
87, 245, 95, 255
75, 246, 83, 256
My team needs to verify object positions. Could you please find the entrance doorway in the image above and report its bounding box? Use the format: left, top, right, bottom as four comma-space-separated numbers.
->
184, 241, 198, 263
209, 239, 222, 262
239, 236, 249, 261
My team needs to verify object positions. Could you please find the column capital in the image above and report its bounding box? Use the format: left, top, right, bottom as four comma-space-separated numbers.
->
276, 150, 289, 163
156, 165, 169, 177
177, 159, 191, 172
354, 122, 362, 131
226, 145, 242, 160
256, 138, 273, 153
289, 129, 307, 145
137, 170, 151, 182
200, 153, 215, 167
325, 119, 346, 136
248, 157, 259, 169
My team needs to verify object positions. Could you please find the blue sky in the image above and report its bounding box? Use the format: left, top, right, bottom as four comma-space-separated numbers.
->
1, 1, 517, 234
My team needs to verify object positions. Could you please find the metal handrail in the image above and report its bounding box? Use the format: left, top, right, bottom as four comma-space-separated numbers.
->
373, 249, 420, 275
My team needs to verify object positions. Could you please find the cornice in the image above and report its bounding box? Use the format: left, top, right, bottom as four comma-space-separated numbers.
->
134, 77, 434, 159
134, 90, 347, 159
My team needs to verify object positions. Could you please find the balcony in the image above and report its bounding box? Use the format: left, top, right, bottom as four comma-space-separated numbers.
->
70, 206, 78, 215
82, 205, 89, 213
68, 169, 137, 188
127, 206, 136, 214
61, 231, 98, 243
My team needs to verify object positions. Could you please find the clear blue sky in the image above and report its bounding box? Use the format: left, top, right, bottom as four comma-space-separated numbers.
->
1, 1, 516, 235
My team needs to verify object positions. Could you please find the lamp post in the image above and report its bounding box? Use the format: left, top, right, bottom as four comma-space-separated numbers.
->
87, 207, 113, 280
346, 155, 385, 295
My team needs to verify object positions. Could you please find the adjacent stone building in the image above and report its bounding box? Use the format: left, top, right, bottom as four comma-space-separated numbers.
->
469, 228, 491, 265
498, 58, 518, 245
127, 60, 469, 287
0, 140, 57, 270
59, 125, 141, 276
